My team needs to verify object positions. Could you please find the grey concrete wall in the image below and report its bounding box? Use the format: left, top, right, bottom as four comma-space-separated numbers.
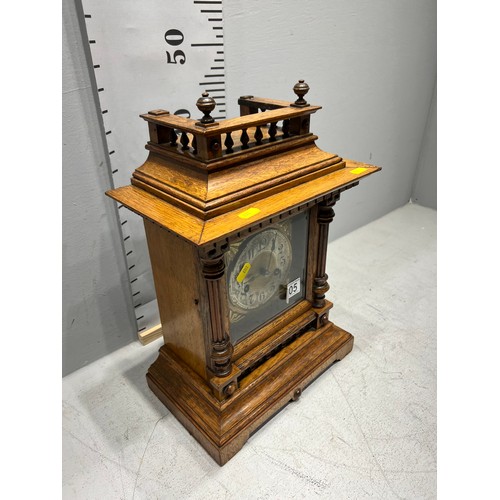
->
224, 0, 437, 239
62, 0, 136, 376
412, 81, 437, 209
62, 0, 436, 375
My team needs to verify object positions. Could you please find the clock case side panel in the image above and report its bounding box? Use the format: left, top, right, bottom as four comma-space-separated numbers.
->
144, 220, 210, 379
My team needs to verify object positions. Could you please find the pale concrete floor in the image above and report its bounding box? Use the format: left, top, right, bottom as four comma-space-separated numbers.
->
62, 202, 436, 499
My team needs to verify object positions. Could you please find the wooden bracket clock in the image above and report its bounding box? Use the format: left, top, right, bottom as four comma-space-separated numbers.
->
106, 80, 381, 465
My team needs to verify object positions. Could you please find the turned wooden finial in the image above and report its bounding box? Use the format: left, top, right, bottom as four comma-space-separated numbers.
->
292, 79, 310, 107
196, 92, 216, 124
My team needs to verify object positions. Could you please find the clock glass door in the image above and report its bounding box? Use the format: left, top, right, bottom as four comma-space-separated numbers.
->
226, 210, 309, 344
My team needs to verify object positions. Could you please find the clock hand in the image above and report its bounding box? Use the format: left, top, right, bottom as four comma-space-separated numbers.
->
241, 274, 258, 294
264, 237, 276, 275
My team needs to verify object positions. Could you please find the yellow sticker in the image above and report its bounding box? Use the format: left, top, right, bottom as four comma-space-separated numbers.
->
236, 263, 251, 283
350, 167, 368, 175
238, 207, 261, 219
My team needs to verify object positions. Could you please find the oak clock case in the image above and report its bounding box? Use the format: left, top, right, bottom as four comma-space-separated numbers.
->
106, 80, 381, 465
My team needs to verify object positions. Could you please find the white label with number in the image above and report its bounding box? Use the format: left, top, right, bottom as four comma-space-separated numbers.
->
286, 278, 301, 304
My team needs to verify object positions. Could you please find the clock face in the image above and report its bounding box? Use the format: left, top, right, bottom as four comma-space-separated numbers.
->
226, 210, 309, 344
228, 227, 292, 311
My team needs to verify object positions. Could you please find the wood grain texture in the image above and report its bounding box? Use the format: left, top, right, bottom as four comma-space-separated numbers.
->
106, 92, 381, 466
237, 96, 297, 110
138, 324, 162, 345
144, 220, 208, 378
232, 299, 311, 361
131, 142, 343, 219
306, 204, 319, 302
141, 104, 321, 137
200, 253, 234, 377
234, 300, 333, 373
106, 162, 380, 247
197, 164, 379, 246
147, 320, 353, 465
144, 132, 319, 172
313, 195, 339, 308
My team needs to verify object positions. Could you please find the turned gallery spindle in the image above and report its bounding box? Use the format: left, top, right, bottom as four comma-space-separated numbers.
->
268, 121, 277, 141
254, 125, 263, 145
282, 118, 290, 138
180, 131, 189, 150
240, 128, 249, 149
224, 132, 234, 153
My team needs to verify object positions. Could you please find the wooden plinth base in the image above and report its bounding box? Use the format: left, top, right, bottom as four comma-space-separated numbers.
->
146, 321, 353, 465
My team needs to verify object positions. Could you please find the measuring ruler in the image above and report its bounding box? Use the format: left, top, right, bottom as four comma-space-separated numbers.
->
82, 0, 226, 340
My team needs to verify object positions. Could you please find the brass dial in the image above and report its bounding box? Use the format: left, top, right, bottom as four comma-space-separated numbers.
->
228, 227, 292, 313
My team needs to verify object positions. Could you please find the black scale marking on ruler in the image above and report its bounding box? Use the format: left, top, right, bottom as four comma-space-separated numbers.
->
83, 0, 226, 332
